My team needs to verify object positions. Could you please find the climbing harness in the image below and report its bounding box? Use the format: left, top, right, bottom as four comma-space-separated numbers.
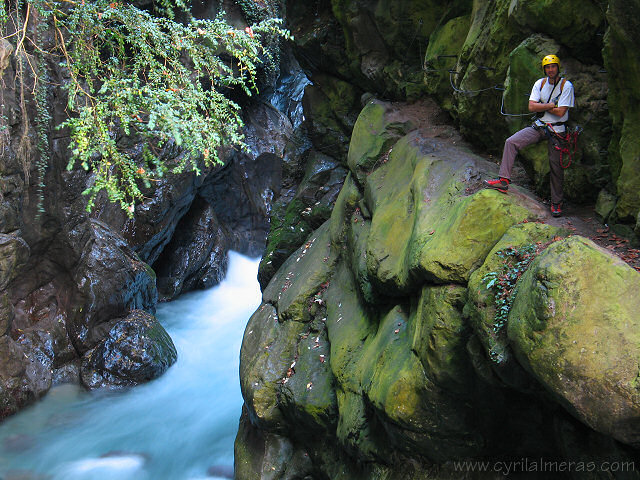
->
545, 123, 583, 169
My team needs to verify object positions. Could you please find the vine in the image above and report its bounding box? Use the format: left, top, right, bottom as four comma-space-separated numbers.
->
1, 0, 291, 216
34, 59, 49, 216
482, 243, 541, 336
33, 4, 51, 216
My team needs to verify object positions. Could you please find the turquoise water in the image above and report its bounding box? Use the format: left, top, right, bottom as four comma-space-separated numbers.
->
0, 252, 261, 480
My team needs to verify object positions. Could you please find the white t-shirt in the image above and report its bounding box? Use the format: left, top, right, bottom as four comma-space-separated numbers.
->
530, 77, 575, 131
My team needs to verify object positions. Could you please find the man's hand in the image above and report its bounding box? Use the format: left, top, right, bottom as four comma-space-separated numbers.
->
528, 100, 555, 113
528, 101, 568, 117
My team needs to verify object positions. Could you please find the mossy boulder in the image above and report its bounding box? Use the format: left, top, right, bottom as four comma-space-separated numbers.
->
325, 262, 376, 394
335, 389, 380, 461
329, 174, 376, 303
347, 100, 417, 185
239, 303, 307, 430
238, 94, 640, 477
508, 236, 640, 447
362, 130, 531, 293
326, 263, 484, 462
466, 222, 568, 390
279, 324, 337, 433
423, 14, 472, 110
412, 285, 472, 396
262, 220, 335, 323
362, 134, 420, 294
410, 189, 531, 284
259, 150, 346, 289
603, 0, 640, 225
507, 0, 604, 59
357, 302, 484, 462
234, 409, 315, 480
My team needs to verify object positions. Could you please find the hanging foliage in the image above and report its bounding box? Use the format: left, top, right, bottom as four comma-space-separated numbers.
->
1, 0, 291, 215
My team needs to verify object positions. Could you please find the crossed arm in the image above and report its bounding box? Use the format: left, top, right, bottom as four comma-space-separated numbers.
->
528, 100, 568, 117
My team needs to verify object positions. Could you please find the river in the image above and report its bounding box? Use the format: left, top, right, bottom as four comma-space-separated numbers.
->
0, 252, 261, 480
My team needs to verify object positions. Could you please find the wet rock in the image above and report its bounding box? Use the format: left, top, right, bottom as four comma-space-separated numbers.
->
301, 74, 360, 159
80, 310, 177, 389
120, 168, 208, 266
67, 219, 157, 354
154, 197, 229, 301
52, 361, 80, 386
234, 408, 315, 480
0, 292, 14, 336
0, 233, 30, 291
0, 335, 51, 418
198, 101, 292, 258
466, 222, 569, 390
258, 151, 346, 289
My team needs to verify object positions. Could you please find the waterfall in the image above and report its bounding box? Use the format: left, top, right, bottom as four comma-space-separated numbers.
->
0, 252, 261, 480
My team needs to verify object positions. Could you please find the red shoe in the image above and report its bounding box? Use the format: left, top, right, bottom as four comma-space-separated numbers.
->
551, 203, 562, 217
484, 178, 509, 193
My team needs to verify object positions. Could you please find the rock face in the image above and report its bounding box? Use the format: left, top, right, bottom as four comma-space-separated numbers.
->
0, 2, 305, 418
2, 4, 640, 477
236, 99, 640, 478
287, 0, 639, 237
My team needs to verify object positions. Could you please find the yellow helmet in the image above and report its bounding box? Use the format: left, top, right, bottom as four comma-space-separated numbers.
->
541, 54, 561, 70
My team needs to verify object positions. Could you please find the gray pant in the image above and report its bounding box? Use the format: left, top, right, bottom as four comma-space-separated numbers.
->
498, 126, 564, 205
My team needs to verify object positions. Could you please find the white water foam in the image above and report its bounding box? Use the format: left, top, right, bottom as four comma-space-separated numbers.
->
0, 251, 261, 479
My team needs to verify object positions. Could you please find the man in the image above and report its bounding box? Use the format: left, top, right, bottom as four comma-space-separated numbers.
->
485, 54, 575, 217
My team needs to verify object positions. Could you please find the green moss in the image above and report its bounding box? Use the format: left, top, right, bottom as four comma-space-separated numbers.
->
353, 301, 484, 461
262, 221, 335, 323
604, 1, 640, 227
304, 74, 361, 158
363, 135, 417, 294
347, 100, 416, 185
466, 222, 567, 386
412, 189, 531, 284
325, 262, 376, 392
423, 15, 471, 104
239, 303, 307, 429
357, 304, 422, 425
507, 0, 604, 56
335, 389, 381, 461
279, 325, 337, 431
330, 174, 360, 245
412, 285, 472, 395
613, 111, 640, 222
508, 236, 640, 445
